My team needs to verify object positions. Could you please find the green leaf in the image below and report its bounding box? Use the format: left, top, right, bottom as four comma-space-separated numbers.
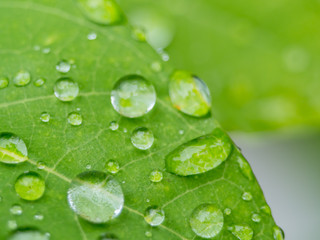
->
0, 0, 281, 239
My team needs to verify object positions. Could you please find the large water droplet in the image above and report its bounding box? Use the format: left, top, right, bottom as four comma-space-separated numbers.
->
34, 78, 46, 87
169, 70, 211, 117
165, 128, 232, 176
242, 192, 253, 201
56, 60, 71, 73
105, 159, 120, 174
99, 233, 118, 240
67, 112, 83, 126
228, 225, 253, 240
67, 171, 124, 223
131, 127, 154, 150
0, 132, 28, 164
149, 170, 163, 183
15, 171, 45, 201
13, 70, 31, 87
111, 75, 156, 118
10, 204, 23, 215
77, 0, 124, 25
40, 112, 50, 123
273, 226, 285, 240
8, 229, 49, 240
189, 204, 224, 239
144, 206, 165, 226
0, 76, 9, 89
54, 77, 79, 102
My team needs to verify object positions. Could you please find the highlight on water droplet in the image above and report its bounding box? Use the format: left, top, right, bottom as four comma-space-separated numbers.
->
165, 128, 232, 176
0, 132, 28, 164
56, 60, 71, 73
105, 159, 120, 174
67, 171, 124, 223
87, 32, 97, 40
8, 228, 50, 240
144, 206, 165, 226
34, 213, 44, 221
67, 112, 82, 126
13, 70, 31, 87
0, 76, 9, 89
34, 78, 46, 87
109, 121, 119, 131
169, 70, 211, 117
99, 233, 118, 240
242, 192, 253, 201
77, 0, 124, 25
111, 74, 156, 118
228, 225, 253, 240
131, 127, 154, 150
273, 226, 285, 240
149, 170, 163, 183
237, 153, 253, 181
15, 171, 45, 201
54, 77, 79, 102
224, 208, 232, 216
10, 204, 23, 215
260, 205, 271, 215
189, 204, 224, 239
251, 213, 261, 223
40, 112, 50, 123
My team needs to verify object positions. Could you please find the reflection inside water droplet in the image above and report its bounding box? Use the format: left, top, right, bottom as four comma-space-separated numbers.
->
14, 171, 45, 201
67, 112, 82, 126
228, 225, 253, 240
56, 60, 71, 73
144, 206, 165, 226
149, 170, 163, 183
13, 70, 31, 87
0, 132, 28, 164
105, 160, 120, 174
131, 127, 154, 150
54, 77, 79, 102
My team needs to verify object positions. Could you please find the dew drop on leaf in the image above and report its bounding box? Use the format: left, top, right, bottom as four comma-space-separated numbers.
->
54, 77, 79, 102
132, 26, 146, 42
242, 192, 253, 201
34, 213, 44, 221
13, 70, 31, 87
67, 171, 124, 224
0, 76, 9, 89
150, 61, 162, 72
8, 229, 50, 240
273, 226, 285, 240
37, 161, 45, 170
169, 70, 211, 117
149, 170, 163, 183
42, 48, 51, 54
86, 164, 92, 170
14, 171, 45, 201
251, 213, 261, 223
105, 159, 120, 174
87, 32, 97, 40
165, 128, 232, 176
144, 206, 165, 226
0, 132, 28, 164
10, 204, 23, 215
261, 205, 272, 215
189, 204, 224, 239
131, 127, 154, 150
7, 220, 17, 230
109, 121, 119, 131
34, 78, 46, 87
228, 225, 254, 240
40, 112, 50, 123
224, 208, 232, 216
111, 75, 156, 118
56, 60, 71, 73
77, 0, 124, 25
237, 153, 253, 181
67, 112, 83, 126
145, 231, 152, 238
99, 233, 118, 240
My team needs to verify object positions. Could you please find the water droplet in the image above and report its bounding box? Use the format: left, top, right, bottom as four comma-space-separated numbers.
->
99, 233, 118, 240
34, 45, 41, 51
10, 205, 23, 215
132, 26, 146, 42
273, 226, 285, 240
190, 204, 224, 238
0, 76, 9, 89
8, 229, 49, 240
251, 213, 261, 223
146, 198, 150, 203
242, 192, 253, 201
169, 70, 211, 117
111, 75, 156, 118
157, 49, 170, 61
228, 225, 253, 240
7, 220, 17, 230
40, 112, 50, 123
67, 112, 83, 126
123, 128, 127, 133
86, 164, 92, 170
56, 60, 71, 73
37, 161, 45, 170
34, 213, 44, 221
149, 170, 163, 183
105, 160, 120, 174
237, 154, 253, 181
165, 128, 232, 176
150, 61, 162, 72
0, 132, 28, 164
87, 32, 97, 40
54, 77, 79, 102
178, 130, 184, 135
260, 205, 271, 215
145, 231, 152, 238
67, 171, 124, 223
77, 0, 124, 25
13, 70, 31, 87
15, 171, 45, 201
131, 127, 154, 150
224, 208, 232, 215
34, 78, 46, 87
144, 206, 165, 226
42, 48, 51, 54
109, 121, 119, 131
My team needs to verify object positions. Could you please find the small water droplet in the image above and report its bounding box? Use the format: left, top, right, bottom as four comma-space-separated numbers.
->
169, 70, 211, 117
178, 130, 184, 135
67, 171, 124, 223
165, 128, 232, 176
10, 204, 23, 215
131, 127, 154, 150
40, 112, 50, 123
144, 206, 165, 226
99, 233, 118, 240
242, 192, 253, 201
123, 128, 127, 133
228, 225, 253, 240
150, 61, 162, 72
42, 47, 51, 54
105, 159, 120, 174
145, 231, 152, 238
86, 164, 92, 170
77, 0, 124, 25
224, 208, 232, 215
237, 154, 253, 181
13, 70, 31, 87
273, 226, 285, 240
190, 204, 224, 238
132, 26, 146, 42
111, 75, 156, 118
34, 78, 46, 87
54, 77, 79, 102
149, 170, 163, 183
87, 32, 97, 40
0, 77, 9, 89
260, 205, 271, 215
34, 45, 41, 51
15, 171, 45, 201
146, 198, 150, 203
68, 112, 83, 126
8, 229, 49, 240
0, 132, 28, 164
7, 220, 17, 230
109, 121, 119, 131
56, 60, 71, 73
157, 49, 170, 61
251, 213, 261, 223
34, 213, 44, 221
37, 161, 45, 170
